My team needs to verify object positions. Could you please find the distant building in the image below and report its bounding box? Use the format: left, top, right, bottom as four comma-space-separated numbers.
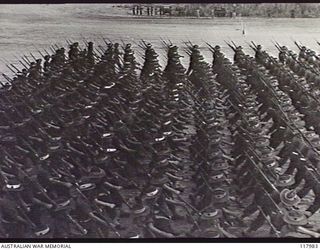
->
125, 3, 320, 18
214, 7, 227, 17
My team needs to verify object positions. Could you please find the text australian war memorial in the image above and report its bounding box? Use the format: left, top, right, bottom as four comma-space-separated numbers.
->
1, 3, 320, 239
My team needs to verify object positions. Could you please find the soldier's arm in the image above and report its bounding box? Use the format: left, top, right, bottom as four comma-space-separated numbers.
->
291, 167, 306, 189
306, 173, 320, 214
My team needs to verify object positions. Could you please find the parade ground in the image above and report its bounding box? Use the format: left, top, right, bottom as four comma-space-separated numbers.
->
1, 4, 320, 77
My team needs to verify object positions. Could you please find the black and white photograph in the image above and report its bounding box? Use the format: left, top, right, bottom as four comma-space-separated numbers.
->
0, 3, 320, 240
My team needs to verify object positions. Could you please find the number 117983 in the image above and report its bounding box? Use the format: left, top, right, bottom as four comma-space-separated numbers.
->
300, 244, 319, 248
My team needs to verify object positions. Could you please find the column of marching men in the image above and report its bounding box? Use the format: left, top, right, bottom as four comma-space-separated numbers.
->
271, 45, 320, 137
1, 39, 320, 238
249, 45, 320, 215
0, 41, 236, 238
185, 44, 242, 238
228, 44, 320, 237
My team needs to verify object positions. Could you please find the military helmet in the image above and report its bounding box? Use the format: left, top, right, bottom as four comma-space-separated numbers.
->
280, 189, 301, 207
283, 210, 308, 226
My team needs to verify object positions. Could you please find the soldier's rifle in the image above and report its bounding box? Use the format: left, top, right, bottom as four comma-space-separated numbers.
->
294, 149, 320, 181
74, 184, 121, 237
47, 45, 56, 54
1, 57, 19, 72
32, 44, 50, 58
184, 40, 193, 47
1, 193, 38, 229
1, 73, 13, 83
191, 140, 229, 171
290, 53, 320, 75
15, 56, 29, 69
271, 41, 281, 52
265, 51, 320, 105
250, 79, 320, 185
224, 41, 236, 52
90, 40, 104, 57
1, 63, 18, 75
20, 54, 32, 65
0, 79, 8, 88
60, 182, 113, 235
182, 47, 191, 56
53, 158, 121, 237
97, 45, 106, 55
30, 52, 38, 62
288, 67, 320, 101
0, 73, 39, 105
93, 34, 106, 48
0, 145, 58, 207
162, 182, 201, 215
80, 35, 89, 47
135, 40, 146, 52
246, 42, 257, 52
205, 42, 216, 54
81, 36, 101, 60
182, 41, 193, 51
0, 84, 64, 144
182, 85, 210, 119
256, 205, 281, 237
275, 40, 282, 49
136, 145, 199, 217
293, 40, 320, 61
251, 60, 320, 159
263, 49, 320, 106
235, 58, 301, 138
9, 63, 22, 74
42, 49, 51, 57
13, 197, 38, 229
119, 39, 127, 52
35, 48, 46, 59
226, 99, 255, 128
293, 41, 302, 51
231, 40, 238, 48
100, 37, 115, 57
65, 214, 88, 235
52, 43, 60, 50
160, 37, 170, 48
101, 36, 112, 46
251, 41, 258, 49
65, 38, 72, 46
246, 142, 278, 180
189, 103, 235, 180
244, 151, 283, 213
244, 147, 280, 191
161, 191, 201, 230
